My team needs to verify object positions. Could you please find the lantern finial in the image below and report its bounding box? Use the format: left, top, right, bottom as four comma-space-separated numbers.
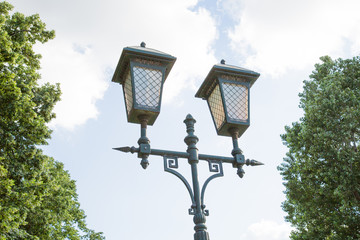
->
140, 42, 146, 47
220, 59, 226, 64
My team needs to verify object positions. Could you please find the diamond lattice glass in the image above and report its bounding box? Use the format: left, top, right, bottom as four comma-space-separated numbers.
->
208, 84, 226, 130
222, 82, 248, 122
133, 66, 163, 109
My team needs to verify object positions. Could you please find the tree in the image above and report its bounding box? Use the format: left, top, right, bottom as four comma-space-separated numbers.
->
279, 55, 360, 239
0, 2, 104, 239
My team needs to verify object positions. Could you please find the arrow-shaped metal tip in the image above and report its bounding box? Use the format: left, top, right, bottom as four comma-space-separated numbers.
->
113, 146, 131, 153
246, 159, 264, 166
251, 160, 264, 166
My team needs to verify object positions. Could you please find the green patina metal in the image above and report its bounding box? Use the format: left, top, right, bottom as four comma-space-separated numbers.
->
112, 44, 263, 240
114, 114, 263, 240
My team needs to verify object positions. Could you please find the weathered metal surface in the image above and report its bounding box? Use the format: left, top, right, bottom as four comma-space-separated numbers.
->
113, 114, 264, 240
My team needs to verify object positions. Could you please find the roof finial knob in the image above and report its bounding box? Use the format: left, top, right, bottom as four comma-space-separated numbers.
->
140, 42, 146, 48
220, 59, 226, 64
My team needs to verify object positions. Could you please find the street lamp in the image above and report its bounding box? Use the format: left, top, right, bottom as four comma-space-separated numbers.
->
112, 42, 176, 169
113, 43, 263, 240
195, 59, 260, 178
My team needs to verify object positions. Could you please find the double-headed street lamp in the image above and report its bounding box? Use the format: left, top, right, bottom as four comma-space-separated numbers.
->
112, 42, 263, 240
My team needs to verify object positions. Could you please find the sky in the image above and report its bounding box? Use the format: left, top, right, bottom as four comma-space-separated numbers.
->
7, 0, 360, 239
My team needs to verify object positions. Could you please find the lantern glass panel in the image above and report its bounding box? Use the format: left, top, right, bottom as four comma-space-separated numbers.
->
208, 84, 226, 130
132, 65, 163, 110
222, 82, 248, 122
123, 69, 133, 116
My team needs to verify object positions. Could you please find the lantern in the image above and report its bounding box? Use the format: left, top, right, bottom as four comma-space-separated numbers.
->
195, 60, 260, 137
112, 42, 176, 125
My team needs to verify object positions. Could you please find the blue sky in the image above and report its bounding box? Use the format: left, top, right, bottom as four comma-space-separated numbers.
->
9, 0, 360, 239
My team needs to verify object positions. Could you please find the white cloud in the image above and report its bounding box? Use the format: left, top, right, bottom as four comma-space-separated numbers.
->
22, 0, 217, 129
224, 0, 360, 77
216, 0, 244, 20
36, 41, 108, 130
240, 219, 292, 240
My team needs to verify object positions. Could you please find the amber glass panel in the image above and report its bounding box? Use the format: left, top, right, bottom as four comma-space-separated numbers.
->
123, 69, 133, 115
208, 84, 226, 130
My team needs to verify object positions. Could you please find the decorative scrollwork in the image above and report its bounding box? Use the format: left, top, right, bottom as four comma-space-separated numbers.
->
188, 208, 196, 215
163, 156, 195, 213
200, 160, 224, 216
208, 160, 220, 172
203, 209, 209, 216
166, 157, 178, 168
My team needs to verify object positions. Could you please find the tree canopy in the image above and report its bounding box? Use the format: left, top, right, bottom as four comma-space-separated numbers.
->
0, 2, 104, 239
279, 56, 360, 239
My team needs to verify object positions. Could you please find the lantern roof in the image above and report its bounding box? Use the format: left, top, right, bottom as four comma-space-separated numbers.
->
112, 43, 176, 84
195, 62, 260, 99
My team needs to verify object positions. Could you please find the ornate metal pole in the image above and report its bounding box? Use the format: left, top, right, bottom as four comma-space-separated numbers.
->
229, 127, 245, 178
114, 114, 263, 240
137, 115, 150, 169
184, 115, 209, 240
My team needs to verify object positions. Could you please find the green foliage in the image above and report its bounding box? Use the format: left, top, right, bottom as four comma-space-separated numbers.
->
279, 56, 360, 239
0, 2, 104, 239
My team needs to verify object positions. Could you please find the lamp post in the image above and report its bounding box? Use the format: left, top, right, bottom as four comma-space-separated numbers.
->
112, 43, 263, 240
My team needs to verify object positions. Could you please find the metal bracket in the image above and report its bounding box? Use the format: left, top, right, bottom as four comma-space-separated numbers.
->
163, 156, 196, 213
200, 160, 224, 216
